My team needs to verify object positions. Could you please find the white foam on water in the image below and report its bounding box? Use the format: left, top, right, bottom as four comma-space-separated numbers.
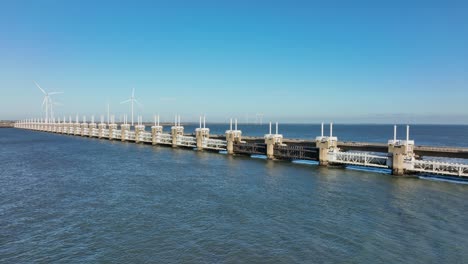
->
346, 165, 392, 175
292, 160, 319, 166
251, 155, 267, 159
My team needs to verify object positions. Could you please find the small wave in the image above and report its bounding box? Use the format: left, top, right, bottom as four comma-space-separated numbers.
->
419, 175, 468, 185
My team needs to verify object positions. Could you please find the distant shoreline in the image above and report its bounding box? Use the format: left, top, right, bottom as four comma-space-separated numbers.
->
0, 121, 14, 128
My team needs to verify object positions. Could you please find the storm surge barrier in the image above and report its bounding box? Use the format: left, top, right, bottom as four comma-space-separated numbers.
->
14, 117, 468, 178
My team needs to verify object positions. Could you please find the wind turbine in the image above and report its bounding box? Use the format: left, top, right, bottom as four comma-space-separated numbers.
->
35, 81, 63, 123
49, 97, 63, 122
120, 88, 142, 126
256, 113, 264, 125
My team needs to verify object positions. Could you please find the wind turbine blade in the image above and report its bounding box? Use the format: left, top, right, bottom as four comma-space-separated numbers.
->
120, 99, 131, 104
134, 98, 143, 107
48, 92, 64, 95
42, 97, 47, 107
132, 88, 135, 97
34, 81, 46, 95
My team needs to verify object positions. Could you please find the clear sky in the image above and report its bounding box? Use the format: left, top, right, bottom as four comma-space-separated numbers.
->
1, 0, 467, 124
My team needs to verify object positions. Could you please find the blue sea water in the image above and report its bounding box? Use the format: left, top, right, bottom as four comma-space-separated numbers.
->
1, 127, 468, 263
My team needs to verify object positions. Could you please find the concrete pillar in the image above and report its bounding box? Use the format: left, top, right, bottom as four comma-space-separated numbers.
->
151, 125, 163, 145
135, 125, 146, 143
387, 125, 415, 176
81, 123, 88, 137
66, 123, 72, 134
195, 128, 210, 151
89, 123, 97, 137
316, 137, 338, 166
264, 122, 284, 159
121, 124, 130, 142
225, 130, 242, 155
388, 141, 414, 176
108, 123, 117, 140
74, 123, 81, 136
98, 123, 107, 138
171, 126, 184, 148
264, 135, 284, 159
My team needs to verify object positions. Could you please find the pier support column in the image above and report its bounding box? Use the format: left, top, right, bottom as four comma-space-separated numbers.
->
151, 125, 163, 145
108, 123, 117, 140
196, 128, 210, 150
74, 123, 81, 136
171, 126, 184, 147
195, 116, 209, 151
316, 137, 338, 166
81, 123, 88, 137
89, 123, 96, 137
171, 115, 183, 148
98, 123, 107, 138
390, 145, 414, 176
121, 124, 130, 142
135, 125, 146, 143
225, 119, 242, 155
264, 122, 283, 160
315, 123, 338, 166
388, 125, 415, 176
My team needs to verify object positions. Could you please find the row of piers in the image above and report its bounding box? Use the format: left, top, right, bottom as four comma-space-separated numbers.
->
15, 117, 466, 177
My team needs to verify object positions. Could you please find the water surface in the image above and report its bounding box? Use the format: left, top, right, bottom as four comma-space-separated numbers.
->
1, 128, 467, 263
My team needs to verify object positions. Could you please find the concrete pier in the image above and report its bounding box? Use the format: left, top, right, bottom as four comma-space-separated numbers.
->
80, 119, 88, 137
171, 115, 183, 148
171, 126, 183, 147
121, 124, 130, 142
135, 125, 145, 143
98, 123, 107, 138
264, 122, 283, 159
74, 122, 80, 136
316, 123, 338, 166
151, 115, 163, 145
388, 125, 415, 176
108, 123, 117, 140
195, 116, 209, 151
225, 119, 242, 155
89, 122, 97, 137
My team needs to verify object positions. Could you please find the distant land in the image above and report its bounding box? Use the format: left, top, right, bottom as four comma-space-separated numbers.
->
0, 121, 14, 128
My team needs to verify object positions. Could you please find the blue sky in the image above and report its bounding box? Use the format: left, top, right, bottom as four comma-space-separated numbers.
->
1, 0, 467, 123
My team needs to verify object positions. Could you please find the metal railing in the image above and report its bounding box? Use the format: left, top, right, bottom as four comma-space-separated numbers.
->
409, 160, 468, 177
204, 138, 227, 150
177, 135, 196, 147
329, 151, 390, 168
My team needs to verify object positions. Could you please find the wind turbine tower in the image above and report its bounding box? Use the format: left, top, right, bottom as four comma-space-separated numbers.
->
120, 88, 142, 126
35, 81, 63, 123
